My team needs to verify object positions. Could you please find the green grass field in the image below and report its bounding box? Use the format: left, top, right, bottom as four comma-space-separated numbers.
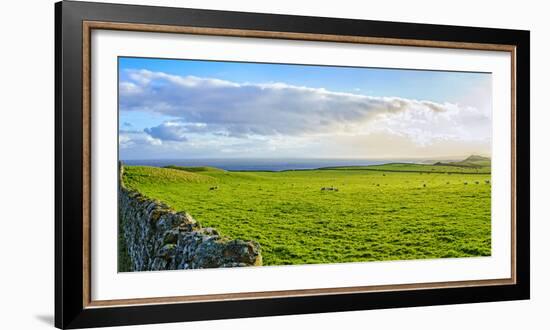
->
122, 160, 491, 266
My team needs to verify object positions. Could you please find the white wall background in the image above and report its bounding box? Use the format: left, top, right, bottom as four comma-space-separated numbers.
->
0, 0, 546, 329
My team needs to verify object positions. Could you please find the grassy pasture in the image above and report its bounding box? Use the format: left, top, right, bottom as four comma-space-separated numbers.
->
123, 163, 491, 266
321, 163, 490, 174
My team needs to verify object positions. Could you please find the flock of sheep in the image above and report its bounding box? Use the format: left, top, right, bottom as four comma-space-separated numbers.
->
207, 173, 490, 192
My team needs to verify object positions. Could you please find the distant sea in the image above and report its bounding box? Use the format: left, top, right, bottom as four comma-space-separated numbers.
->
121, 158, 414, 172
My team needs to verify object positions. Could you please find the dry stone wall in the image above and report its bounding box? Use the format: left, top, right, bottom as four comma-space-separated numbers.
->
119, 164, 262, 271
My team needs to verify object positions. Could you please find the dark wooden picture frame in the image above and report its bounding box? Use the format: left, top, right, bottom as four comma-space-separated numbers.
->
55, 1, 530, 328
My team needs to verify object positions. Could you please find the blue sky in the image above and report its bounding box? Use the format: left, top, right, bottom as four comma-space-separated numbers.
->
119, 57, 492, 160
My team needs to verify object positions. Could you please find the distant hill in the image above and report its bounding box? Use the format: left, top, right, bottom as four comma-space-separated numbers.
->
463, 155, 490, 162
434, 155, 491, 168
164, 165, 226, 173
164, 165, 264, 181
122, 166, 216, 186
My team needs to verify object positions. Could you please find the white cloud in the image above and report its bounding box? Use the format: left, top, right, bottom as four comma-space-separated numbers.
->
119, 69, 491, 158
119, 130, 162, 148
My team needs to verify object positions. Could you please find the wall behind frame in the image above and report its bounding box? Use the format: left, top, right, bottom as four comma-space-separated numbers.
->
0, 0, 546, 330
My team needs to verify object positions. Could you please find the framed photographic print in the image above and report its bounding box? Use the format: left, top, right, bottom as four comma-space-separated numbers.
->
55, 1, 530, 328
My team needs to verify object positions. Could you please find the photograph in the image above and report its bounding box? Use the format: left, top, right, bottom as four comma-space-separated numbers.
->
50, 1, 532, 327
117, 57, 493, 272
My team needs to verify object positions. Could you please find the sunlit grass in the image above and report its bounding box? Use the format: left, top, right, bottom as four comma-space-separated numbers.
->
122, 164, 491, 266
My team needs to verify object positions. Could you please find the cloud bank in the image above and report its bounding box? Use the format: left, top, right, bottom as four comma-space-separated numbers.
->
119, 69, 491, 159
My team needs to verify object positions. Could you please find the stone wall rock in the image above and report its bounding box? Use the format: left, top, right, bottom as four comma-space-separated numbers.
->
119, 164, 262, 271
